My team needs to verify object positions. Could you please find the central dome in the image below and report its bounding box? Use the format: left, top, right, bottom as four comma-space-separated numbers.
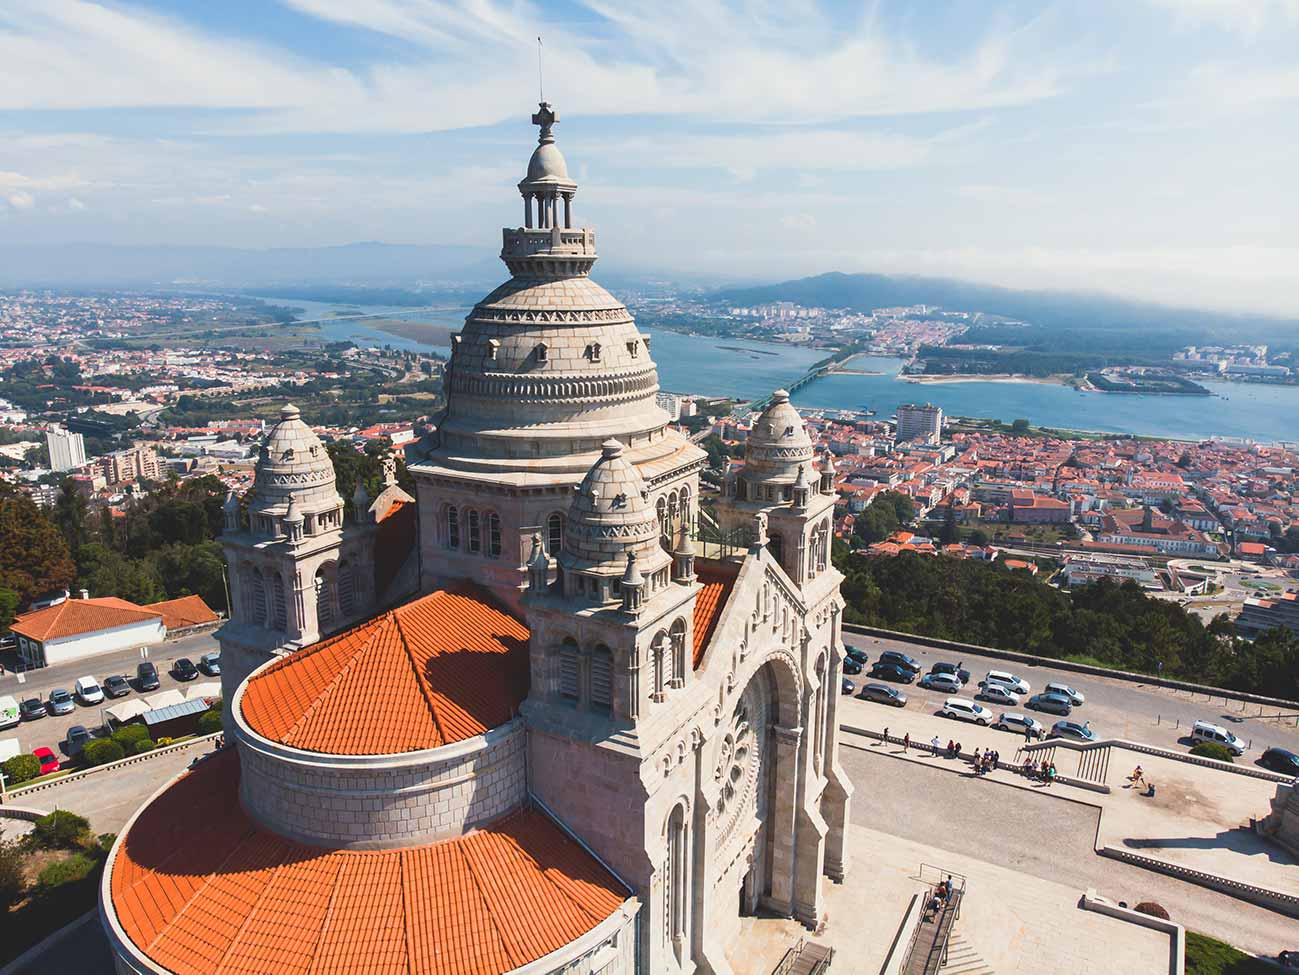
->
527, 142, 569, 181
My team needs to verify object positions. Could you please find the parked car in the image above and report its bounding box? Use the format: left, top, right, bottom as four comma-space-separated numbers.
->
66, 724, 93, 756
869, 662, 917, 684
917, 672, 963, 694
1049, 721, 1097, 742
1043, 682, 1086, 706
172, 658, 199, 681
841, 678, 856, 696
929, 661, 972, 684
48, 688, 75, 715
842, 657, 863, 675
198, 652, 221, 676
19, 697, 47, 721
74, 676, 104, 705
1190, 720, 1246, 756
1028, 692, 1073, 716
0, 696, 18, 730
984, 669, 1030, 695
857, 680, 909, 706
859, 683, 908, 707
32, 746, 60, 775
844, 647, 870, 666
993, 712, 1045, 739
1259, 747, 1299, 776
136, 661, 160, 691
103, 675, 131, 698
977, 682, 1022, 705
878, 650, 921, 674
939, 698, 993, 725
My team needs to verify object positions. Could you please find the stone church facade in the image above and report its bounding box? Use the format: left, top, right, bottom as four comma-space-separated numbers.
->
99, 104, 851, 975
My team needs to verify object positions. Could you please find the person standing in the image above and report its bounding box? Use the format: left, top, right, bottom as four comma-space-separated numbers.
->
930, 735, 941, 754
883, 726, 889, 746
903, 732, 910, 752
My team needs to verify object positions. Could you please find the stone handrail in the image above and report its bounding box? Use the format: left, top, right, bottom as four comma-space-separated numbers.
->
0, 804, 49, 823
1097, 848, 1299, 919
1019, 735, 1294, 783
842, 622, 1299, 712
5, 733, 219, 800
1081, 890, 1185, 975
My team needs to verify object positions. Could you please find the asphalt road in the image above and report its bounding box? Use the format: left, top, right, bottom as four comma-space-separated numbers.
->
0, 632, 221, 769
843, 631, 1299, 758
841, 742, 1296, 956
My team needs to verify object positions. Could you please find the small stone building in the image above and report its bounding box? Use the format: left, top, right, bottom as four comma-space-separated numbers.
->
100, 103, 852, 975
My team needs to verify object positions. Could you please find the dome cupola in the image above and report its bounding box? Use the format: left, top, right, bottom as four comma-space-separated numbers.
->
248, 404, 343, 538
743, 390, 816, 485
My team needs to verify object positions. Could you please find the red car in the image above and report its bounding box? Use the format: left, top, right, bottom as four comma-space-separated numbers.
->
32, 746, 60, 775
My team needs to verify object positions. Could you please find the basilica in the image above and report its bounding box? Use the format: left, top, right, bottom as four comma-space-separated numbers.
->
100, 104, 853, 975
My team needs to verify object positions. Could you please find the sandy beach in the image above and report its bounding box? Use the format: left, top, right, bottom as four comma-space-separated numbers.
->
902, 373, 1072, 386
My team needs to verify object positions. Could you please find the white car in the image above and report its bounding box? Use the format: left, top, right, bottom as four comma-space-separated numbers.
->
74, 676, 104, 705
939, 697, 994, 726
976, 683, 1022, 706
1190, 720, 1246, 756
1044, 682, 1085, 706
984, 670, 1030, 695
994, 712, 1045, 739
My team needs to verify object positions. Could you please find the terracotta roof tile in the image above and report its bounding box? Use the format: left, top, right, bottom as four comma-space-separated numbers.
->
11, 596, 161, 641
241, 586, 529, 755
109, 751, 629, 975
145, 594, 219, 630
693, 560, 738, 670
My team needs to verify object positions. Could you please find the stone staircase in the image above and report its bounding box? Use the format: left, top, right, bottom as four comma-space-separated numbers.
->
938, 933, 995, 975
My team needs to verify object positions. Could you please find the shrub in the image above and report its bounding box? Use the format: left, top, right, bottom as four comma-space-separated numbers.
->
1184, 930, 1273, 974
197, 709, 223, 736
97, 833, 117, 854
110, 724, 150, 747
30, 811, 90, 850
36, 853, 95, 889
132, 739, 157, 755
2, 753, 42, 786
1133, 901, 1170, 920
82, 739, 125, 767
1190, 741, 1234, 763
0, 840, 25, 910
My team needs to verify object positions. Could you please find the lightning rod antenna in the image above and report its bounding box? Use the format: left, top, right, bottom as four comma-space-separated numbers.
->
537, 36, 544, 102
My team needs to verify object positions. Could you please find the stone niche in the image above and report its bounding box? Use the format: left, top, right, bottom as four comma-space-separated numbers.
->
231, 702, 528, 850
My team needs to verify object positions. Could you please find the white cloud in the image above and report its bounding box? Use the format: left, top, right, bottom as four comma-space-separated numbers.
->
1143, 0, 1299, 35
5, 190, 35, 210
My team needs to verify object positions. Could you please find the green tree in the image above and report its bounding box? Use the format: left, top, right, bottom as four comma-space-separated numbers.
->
0, 840, 25, 910
1011, 418, 1030, 433
0, 485, 76, 606
148, 541, 227, 611
30, 810, 90, 849
76, 544, 165, 604
82, 739, 125, 767
51, 479, 90, 558
938, 505, 959, 546
968, 528, 990, 547
1, 753, 41, 785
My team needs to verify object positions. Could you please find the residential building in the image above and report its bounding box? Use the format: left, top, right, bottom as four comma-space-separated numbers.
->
895, 402, 943, 443
1236, 592, 1299, 638
1061, 553, 1160, 588
45, 423, 86, 472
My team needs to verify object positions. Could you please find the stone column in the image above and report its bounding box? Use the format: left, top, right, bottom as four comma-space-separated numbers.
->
524, 193, 532, 228
293, 564, 321, 647
765, 723, 802, 916
563, 193, 572, 228
791, 673, 829, 926
821, 629, 853, 882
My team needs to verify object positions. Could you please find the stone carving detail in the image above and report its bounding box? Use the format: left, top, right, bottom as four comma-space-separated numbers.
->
713, 674, 770, 851
469, 307, 630, 324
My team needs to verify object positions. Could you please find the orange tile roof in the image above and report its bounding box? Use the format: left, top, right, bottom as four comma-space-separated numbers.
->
144, 594, 218, 630
241, 586, 529, 755
693, 560, 738, 670
109, 750, 629, 975
11, 596, 161, 642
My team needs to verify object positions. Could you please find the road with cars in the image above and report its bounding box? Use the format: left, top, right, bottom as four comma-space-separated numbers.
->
841, 631, 1299, 763
0, 631, 220, 773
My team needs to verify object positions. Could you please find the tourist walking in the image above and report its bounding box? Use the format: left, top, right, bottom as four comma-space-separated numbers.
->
883, 726, 889, 746
903, 732, 910, 752
930, 735, 941, 754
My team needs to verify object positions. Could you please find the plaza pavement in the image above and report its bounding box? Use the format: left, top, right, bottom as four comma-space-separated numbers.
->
838, 692, 1299, 899
729, 823, 1172, 975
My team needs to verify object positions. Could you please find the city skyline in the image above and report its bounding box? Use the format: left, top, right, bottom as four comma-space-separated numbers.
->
1, 0, 1297, 314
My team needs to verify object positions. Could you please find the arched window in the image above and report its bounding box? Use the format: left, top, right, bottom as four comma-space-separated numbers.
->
652, 631, 668, 700
558, 639, 580, 702
547, 512, 564, 554
768, 533, 783, 566
813, 653, 827, 775
445, 506, 460, 549
590, 645, 613, 713
679, 485, 691, 530
669, 618, 687, 686
657, 496, 669, 542
467, 509, 481, 553
316, 565, 335, 631
271, 573, 287, 631
665, 804, 687, 955
250, 568, 267, 627
486, 513, 501, 558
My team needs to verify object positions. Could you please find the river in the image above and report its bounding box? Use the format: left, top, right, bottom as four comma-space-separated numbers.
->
257, 295, 1299, 442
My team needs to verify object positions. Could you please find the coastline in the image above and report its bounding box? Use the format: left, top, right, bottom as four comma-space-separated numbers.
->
366, 318, 457, 346
901, 372, 1071, 387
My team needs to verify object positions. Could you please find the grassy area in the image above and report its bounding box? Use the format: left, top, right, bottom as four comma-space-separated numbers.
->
1184, 932, 1275, 975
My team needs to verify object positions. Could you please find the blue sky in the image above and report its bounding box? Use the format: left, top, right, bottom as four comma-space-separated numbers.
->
1, 0, 1297, 311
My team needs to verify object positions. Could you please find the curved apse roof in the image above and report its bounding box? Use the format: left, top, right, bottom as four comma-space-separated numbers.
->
240, 586, 529, 755
108, 750, 629, 975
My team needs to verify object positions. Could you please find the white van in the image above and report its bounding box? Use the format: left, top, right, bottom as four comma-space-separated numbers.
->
1190, 720, 1246, 756
985, 670, 1031, 695
1044, 682, 1085, 706
0, 695, 19, 730
74, 676, 104, 705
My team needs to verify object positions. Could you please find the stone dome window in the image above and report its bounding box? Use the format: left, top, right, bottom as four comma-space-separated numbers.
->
486, 338, 499, 361
535, 342, 548, 363
586, 342, 601, 361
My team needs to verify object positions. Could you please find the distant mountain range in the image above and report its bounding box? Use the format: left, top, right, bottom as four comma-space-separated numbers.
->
713, 271, 1299, 338
0, 241, 500, 290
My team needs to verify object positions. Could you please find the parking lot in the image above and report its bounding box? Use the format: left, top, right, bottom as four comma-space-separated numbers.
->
841, 632, 1299, 762
0, 632, 220, 775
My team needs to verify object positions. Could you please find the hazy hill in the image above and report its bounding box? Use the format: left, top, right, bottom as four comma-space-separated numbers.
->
714, 271, 1299, 342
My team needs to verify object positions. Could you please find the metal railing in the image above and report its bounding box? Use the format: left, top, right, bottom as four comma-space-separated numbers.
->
902, 865, 968, 975
772, 937, 805, 975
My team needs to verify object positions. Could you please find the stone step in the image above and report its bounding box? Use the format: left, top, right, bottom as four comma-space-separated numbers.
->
938, 933, 995, 975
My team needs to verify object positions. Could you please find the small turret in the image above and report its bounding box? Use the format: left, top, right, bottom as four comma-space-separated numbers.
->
527, 532, 550, 593
672, 524, 696, 584
620, 551, 644, 615
792, 464, 810, 510
820, 449, 836, 494
222, 490, 241, 533
352, 481, 371, 523
282, 493, 304, 545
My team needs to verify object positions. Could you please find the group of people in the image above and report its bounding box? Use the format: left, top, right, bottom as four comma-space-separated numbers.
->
970, 747, 1000, 775
1127, 765, 1156, 797
1020, 758, 1058, 785
925, 875, 958, 920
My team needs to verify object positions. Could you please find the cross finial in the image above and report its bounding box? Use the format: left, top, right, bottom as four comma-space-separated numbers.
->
532, 102, 558, 145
